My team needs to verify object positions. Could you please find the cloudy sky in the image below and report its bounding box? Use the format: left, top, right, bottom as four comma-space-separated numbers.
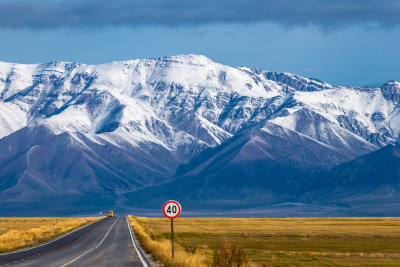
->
0, 0, 399, 85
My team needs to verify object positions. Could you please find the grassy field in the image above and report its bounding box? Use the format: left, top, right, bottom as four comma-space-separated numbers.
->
130, 216, 400, 266
0, 217, 101, 253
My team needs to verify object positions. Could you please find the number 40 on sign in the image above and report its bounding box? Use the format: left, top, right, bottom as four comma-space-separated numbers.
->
163, 200, 181, 219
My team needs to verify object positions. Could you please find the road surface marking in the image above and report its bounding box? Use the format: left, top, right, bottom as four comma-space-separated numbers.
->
60, 217, 120, 267
126, 216, 148, 267
1, 219, 107, 266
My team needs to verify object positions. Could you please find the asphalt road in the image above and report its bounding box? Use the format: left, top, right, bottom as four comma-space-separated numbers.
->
0, 216, 148, 267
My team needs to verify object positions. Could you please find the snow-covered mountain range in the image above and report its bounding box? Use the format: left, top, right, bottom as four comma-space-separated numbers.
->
0, 54, 399, 216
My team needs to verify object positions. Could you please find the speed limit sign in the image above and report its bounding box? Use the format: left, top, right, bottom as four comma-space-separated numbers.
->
163, 200, 181, 258
163, 200, 181, 219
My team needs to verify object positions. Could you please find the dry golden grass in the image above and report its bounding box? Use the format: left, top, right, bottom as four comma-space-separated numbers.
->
128, 216, 207, 267
0, 217, 101, 253
131, 217, 400, 266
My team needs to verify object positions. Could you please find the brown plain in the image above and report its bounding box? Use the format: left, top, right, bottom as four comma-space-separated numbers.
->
131, 216, 400, 266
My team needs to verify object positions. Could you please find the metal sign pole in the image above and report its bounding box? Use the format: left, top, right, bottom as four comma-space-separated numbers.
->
171, 218, 174, 258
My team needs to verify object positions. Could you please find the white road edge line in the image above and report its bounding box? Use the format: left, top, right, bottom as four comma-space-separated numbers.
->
126, 216, 148, 267
0, 217, 106, 256
60, 217, 120, 267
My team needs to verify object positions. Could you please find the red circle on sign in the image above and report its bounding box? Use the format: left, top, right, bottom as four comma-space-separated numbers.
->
162, 200, 181, 219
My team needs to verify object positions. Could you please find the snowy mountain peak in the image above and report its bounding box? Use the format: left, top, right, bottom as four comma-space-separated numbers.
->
263, 71, 333, 92
158, 54, 215, 65
381, 80, 400, 102
0, 55, 399, 151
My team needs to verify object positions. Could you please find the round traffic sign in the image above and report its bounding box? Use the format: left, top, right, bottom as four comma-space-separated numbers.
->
162, 200, 181, 219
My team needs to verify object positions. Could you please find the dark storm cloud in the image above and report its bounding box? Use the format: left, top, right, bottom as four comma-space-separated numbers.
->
0, 0, 399, 29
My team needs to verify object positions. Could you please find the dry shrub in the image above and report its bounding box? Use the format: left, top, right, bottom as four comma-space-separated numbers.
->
212, 241, 247, 267
129, 216, 207, 267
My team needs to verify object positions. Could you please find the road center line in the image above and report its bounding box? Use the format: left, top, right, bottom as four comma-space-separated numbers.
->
60, 217, 119, 267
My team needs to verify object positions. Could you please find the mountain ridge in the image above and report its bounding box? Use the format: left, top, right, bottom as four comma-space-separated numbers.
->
0, 54, 399, 216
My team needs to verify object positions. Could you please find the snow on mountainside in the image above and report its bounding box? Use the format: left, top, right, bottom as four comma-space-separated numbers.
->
0, 54, 399, 215
0, 55, 397, 149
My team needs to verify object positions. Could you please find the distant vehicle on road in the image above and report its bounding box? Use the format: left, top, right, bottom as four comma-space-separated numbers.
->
108, 211, 113, 217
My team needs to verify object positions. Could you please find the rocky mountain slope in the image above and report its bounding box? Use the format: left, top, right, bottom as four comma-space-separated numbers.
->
0, 54, 399, 215
298, 144, 400, 216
